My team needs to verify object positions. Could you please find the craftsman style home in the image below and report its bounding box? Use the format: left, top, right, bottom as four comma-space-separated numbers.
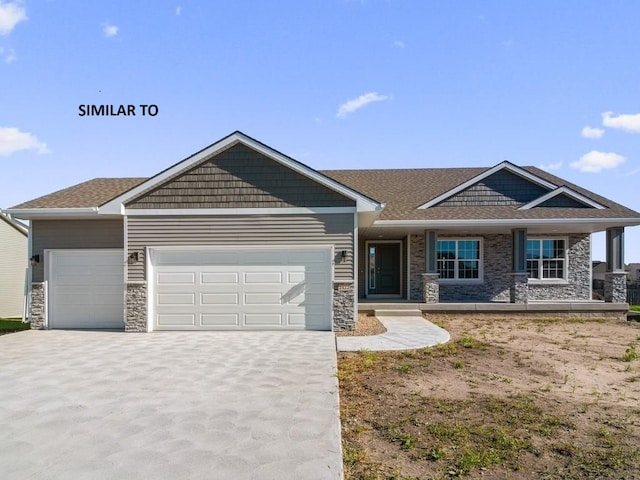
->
8, 132, 640, 331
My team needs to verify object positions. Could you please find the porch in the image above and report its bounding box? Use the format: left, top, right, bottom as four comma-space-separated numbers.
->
358, 227, 628, 306
357, 300, 630, 321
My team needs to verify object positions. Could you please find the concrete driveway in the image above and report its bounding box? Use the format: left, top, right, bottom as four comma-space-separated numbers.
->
0, 330, 343, 480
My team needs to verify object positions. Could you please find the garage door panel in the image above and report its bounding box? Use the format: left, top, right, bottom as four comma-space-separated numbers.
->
201, 293, 239, 305
244, 292, 282, 305
157, 293, 195, 305
245, 313, 283, 326
244, 271, 282, 284
201, 313, 239, 326
287, 313, 305, 326
152, 248, 332, 331
201, 272, 239, 284
287, 271, 305, 283
157, 272, 196, 285
286, 292, 326, 306
157, 314, 195, 326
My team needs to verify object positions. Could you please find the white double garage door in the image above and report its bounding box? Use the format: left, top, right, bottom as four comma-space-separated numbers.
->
47, 247, 333, 331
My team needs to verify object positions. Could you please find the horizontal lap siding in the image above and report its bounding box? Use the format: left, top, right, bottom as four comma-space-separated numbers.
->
0, 223, 27, 317
126, 214, 354, 282
31, 219, 124, 282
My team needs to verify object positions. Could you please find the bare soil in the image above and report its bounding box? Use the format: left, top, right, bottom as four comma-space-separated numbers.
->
338, 315, 640, 479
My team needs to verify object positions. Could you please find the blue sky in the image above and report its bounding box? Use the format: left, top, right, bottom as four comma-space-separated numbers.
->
1, 0, 639, 261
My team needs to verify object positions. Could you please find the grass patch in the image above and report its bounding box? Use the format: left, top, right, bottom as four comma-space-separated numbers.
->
629, 305, 640, 312
0, 318, 30, 334
622, 344, 638, 362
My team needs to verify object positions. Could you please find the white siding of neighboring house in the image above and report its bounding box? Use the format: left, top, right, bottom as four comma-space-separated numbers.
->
0, 215, 28, 318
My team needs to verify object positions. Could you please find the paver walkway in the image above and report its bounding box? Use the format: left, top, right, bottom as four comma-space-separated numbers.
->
0, 330, 342, 480
336, 316, 450, 351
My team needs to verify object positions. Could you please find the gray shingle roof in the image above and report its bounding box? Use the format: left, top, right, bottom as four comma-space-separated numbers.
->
11, 178, 146, 209
10, 167, 640, 221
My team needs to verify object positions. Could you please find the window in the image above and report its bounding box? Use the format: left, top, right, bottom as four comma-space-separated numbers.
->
436, 239, 481, 280
527, 238, 566, 280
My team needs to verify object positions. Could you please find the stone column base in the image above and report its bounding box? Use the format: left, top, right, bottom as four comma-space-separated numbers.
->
604, 272, 627, 303
126, 282, 148, 332
30, 283, 46, 329
510, 273, 529, 304
421, 273, 440, 304
333, 281, 355, 331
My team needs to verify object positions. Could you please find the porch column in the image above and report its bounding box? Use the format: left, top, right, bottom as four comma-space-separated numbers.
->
422, 230, 439, 303
510, 228, 529, 304
605, 227, 627, 303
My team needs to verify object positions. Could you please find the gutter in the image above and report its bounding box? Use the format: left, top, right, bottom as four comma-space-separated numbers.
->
374, 218, 640, 228
5, 207, 100, 220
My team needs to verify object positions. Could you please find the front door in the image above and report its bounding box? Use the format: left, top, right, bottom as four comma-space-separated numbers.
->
367, 242, 401, 297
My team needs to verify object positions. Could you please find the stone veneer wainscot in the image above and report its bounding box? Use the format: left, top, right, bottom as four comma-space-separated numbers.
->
333, 280, 355, 331
409, 233, 591, 302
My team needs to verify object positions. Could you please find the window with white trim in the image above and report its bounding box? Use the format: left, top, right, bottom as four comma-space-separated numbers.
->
526, 238, 567, 280
436, 239, 481, 280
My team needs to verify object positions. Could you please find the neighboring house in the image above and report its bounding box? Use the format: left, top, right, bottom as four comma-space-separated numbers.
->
7, 132, 640, 331
592, 261, 607, 282
627, 263, 640, 283
0, 212, 28, 318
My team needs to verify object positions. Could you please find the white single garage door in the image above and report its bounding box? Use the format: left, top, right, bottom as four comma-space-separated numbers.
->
149, 247, 333, 331
47, 250, 125, 329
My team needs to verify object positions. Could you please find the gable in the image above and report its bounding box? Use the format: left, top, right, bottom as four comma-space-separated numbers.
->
536, 193, 590, 208
126, 143, 355, 209
437, 170, 549, 207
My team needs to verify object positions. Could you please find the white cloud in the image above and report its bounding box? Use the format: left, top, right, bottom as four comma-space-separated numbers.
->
581, 126, 604, 139
0, 127, 49, 156
539, 162, 562, 171
570, 150, 625, 173
393, 40, 405, 48
103, 22, 118, 38
0, 1, 27, 36
176, 6, 181, 15
602, 111, 640, 133
0, 46, 16, 63
336, 92, 389, 119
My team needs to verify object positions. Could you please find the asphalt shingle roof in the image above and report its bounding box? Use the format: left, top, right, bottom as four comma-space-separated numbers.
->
11, 178, 146, 209
10, 167, 640, 221
321, 167, 640, 221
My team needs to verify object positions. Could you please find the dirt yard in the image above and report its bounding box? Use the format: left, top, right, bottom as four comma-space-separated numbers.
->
338, 315, 640, 479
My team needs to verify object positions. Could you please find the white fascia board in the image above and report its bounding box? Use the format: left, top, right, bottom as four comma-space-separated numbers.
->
518, 186, 606, 210
418, 161, 558, 209
124, 206, 356, 216
100, 132, 382, 215
374, 218, 640, 228
4, 207, 99, 220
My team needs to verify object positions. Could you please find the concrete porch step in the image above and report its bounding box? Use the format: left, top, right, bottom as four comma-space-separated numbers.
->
374, 309, 423, 317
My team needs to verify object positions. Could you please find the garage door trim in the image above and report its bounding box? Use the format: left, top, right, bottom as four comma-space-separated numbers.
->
146, 245, 334, 332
